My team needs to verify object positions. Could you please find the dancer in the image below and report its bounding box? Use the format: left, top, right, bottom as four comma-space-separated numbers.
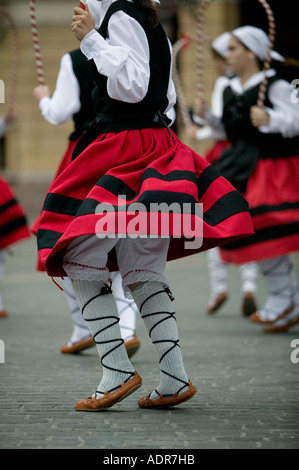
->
33, 41, 141, 357
36, 0, 253, 411
188, 32, 258, 316
0, 107, 31, 317
197, 25, 299, 332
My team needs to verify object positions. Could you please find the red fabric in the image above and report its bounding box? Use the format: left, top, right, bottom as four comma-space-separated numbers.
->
220, 155, 299, 264
0, 176, 30, 249
31, 138, 80, 271
31, 139, 80, 236
37, 128, 254, 277
205, 140, 231, 164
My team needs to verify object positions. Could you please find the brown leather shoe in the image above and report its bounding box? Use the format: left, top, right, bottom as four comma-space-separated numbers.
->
206, 292, 228, 314
60, 336, 95, 354
264, 310, 299, 333
241, 292, 257, 316
124, 334, 140, 358
75, 371, 142, 411
250, 304, 294, 324
0, 309, 8, 318
138, 381, 197, 409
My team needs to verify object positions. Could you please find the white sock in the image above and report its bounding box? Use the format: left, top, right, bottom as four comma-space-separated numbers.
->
258, 256, 294, 321
111, 272, 138, 342
290, 265, 299, 305
270, 266, 299, 327
63, 278, 91, 344
207, 248, 228, 301
131, 281, 189, 400
72, 280, 135, 398
239, 262, 258, 294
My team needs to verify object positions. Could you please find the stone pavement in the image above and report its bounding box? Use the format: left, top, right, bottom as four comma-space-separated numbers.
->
1, 237, 299, 451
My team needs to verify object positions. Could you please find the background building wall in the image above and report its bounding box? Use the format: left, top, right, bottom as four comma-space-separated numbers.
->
0, 0, 241, 183
3, 0, 296, 218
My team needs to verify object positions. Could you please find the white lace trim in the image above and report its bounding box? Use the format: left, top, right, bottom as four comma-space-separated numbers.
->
63, 261, 109, 282
122, 270, 169, 298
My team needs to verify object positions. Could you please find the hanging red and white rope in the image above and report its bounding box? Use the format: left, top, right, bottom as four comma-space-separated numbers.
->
0, 6, 19, 110
172, 35, 194, 129
195, 0, 212, 101
29, 0, 45, 86
256, 0, 276, 107
172, 0, 213, 130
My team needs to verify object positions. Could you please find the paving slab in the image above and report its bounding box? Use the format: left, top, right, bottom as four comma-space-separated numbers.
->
1, 237, 299, 451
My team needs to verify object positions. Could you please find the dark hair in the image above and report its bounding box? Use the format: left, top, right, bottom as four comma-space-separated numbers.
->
211, 47, 225, 61
273, 57, 299, 83
233, 35, 299, 81
133, 0, 159, 27
255, 57, 299, 82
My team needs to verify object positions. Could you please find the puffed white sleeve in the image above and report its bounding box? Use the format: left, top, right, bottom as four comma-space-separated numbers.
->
80, 12, 150, 103
259, 79, 299, 138
39, 53, 81, 125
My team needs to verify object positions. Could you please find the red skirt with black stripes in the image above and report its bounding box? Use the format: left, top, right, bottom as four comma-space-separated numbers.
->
31, 138, 81, 237
220, 154, 299, 264
37, 128, 254, 277
0, 175, 30, 249
31, 138, 81, 271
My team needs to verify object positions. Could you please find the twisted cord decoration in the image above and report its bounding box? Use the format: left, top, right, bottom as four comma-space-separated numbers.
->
256, 0, 276, 107
172, 35, 194, 129
195, 0, 212, 101
172, 0, 212, 129
81, 285, 135, 395
0, 7, 19, 110
139, 288, 189, 396
29, 0, 45, 85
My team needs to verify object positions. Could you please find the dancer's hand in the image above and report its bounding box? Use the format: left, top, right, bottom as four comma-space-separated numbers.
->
33, 85, 50, 104
186, 124, 199, 141
72, 5, 95, 41
250, 105, 270, 127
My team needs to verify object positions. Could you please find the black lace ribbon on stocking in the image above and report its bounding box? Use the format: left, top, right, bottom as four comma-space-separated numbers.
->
81, 283, 135, 395
139, 287, 189, 396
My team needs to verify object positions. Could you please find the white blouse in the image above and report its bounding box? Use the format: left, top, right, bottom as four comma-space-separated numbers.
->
80, 0, 176, 113
205, 69, 299, 139
38, 53, 81, 125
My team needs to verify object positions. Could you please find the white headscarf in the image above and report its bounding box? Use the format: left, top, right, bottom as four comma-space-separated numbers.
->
211, 32, 230, 58
231, 26, 284, 62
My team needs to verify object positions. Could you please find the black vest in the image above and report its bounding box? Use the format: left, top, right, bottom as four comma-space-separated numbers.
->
222, 76, 299, 159
90, 0, 171, 132
68, 49, 96, 140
